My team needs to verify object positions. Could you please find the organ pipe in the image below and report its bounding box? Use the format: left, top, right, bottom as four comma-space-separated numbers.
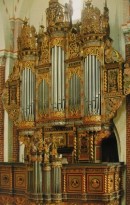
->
88, 55, 92, 114
51, 46, 65, 111
84, 55, 101, 115
38, 80, 49, 113
29, 69, 31, 115
27, 69, 29, 118
21, 68, 35, 121
58, 46, 61, 110
54, 46, 57, 110
24, 68, 27, 119
52, 48, 54, 109
69, 74, 81, 109
61, 49, 65, 110
92, 55, 96, 112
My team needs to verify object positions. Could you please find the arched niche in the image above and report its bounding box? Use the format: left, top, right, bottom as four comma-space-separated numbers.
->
101, 132, 119, 162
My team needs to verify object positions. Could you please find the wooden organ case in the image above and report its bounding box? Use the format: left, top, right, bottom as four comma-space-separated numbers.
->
2, 0, 130, 204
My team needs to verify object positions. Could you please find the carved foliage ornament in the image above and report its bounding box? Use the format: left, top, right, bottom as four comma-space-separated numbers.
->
68, 31, 81, 59
124, 63, 130, 95
81, 1, 109, 36
2, 60, 20, 122
104, 38, 123, 63
18, 18, 37, 52
19, 129, 43, 162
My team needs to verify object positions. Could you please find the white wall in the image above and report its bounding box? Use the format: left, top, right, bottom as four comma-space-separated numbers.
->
113, 98, 126, 163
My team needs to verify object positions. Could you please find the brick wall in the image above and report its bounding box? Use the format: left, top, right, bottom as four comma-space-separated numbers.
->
126, 94, 130, 205
125, 42, 130, 205
0, 64, 5, 161
13, 125, 19, 162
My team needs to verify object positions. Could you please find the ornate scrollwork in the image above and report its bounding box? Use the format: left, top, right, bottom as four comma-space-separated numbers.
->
50, 37, 65, 48
19, 129, 43, 162
104, 38, 123, 63
81, 0, 109, 38
17, 17, 36, 56
68, 31, 80, 59
104, 97, 123, 122
2, 60, 20, 122
46, 0, 72, 32
67, 66, 82, 80
124, 63, 130, 95
51, 110, 65, 119
82, 46, 104, 62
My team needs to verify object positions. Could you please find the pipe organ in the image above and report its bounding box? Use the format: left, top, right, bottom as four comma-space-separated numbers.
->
2, 0, 130, 204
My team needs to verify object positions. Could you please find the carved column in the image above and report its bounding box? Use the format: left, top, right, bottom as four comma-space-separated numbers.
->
0, 57, 6, 161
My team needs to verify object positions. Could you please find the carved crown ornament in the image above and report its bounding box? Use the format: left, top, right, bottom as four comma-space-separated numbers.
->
2, 0, 130, 130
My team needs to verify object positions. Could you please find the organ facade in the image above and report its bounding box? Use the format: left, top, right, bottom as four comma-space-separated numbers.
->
1, 0, 130, 204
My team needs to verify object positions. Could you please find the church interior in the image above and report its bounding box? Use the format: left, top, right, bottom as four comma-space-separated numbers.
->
0, 0, 130, 204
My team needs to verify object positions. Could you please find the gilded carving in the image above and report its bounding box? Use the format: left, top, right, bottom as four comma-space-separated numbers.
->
104, 38, 123, 63
51, 110, 65, 118
37, 29, 50, 65
81, 0, 109, 37
67, 66, 82, 80
82, 47, 103, 62
19, 129, 43, 162
104, 70, 107, 92
2, 60, 20, 122
50, 37, 65, 48
46, 0, 72, 32
69, 108, 81, 118
83, 115, 101, 124
18, 18, 36, 53
95, 130, 111, 144
68, 31, 80, 59
104, 97, 123, 121
36, 73, 50, 87
21, 61, 35, 73
108, 174, 114, 193
1, 0, 127, 203
108, 69, 118, 92
124, 63, 130, 94
17, 121, 35, 129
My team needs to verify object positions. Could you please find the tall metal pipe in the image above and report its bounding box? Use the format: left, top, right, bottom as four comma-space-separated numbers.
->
24, 68, 27, 120
29, 69, 32, 117
22, 69, 25, 119
54, 46, 57, 110
62, 49, 65, 110
52, 48, 54, 109
88, 55, 92, 114
98, 60, 101, 114
92, 55, 96, 113
58, 46, 61, 111
43, 80, 45, 110
27, 68, 29, 120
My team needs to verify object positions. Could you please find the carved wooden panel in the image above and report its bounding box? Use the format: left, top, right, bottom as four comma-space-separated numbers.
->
62, 163, 124, 203
0, 165, 12, 191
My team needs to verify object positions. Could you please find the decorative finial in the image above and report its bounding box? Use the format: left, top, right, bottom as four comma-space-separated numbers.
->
23, 17, 29, 25
105, 0, 107, 7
